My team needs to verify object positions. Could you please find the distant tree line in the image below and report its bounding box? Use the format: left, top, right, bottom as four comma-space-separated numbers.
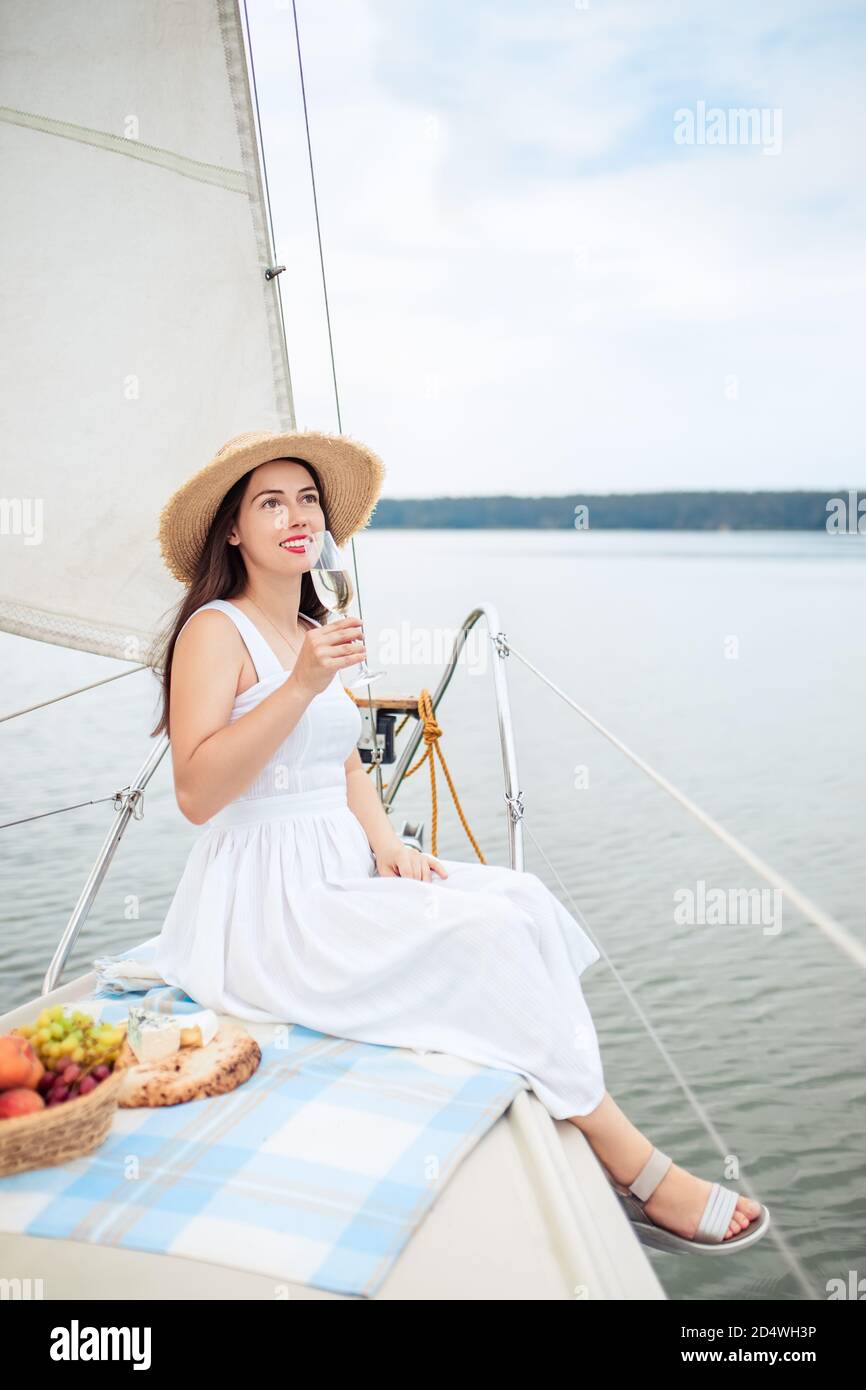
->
370, 491, 864, 531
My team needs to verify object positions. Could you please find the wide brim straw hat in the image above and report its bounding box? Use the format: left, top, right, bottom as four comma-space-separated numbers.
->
158, 429, 386, 586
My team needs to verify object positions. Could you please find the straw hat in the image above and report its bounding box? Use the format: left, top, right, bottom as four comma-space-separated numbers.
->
158, 429, 386, 585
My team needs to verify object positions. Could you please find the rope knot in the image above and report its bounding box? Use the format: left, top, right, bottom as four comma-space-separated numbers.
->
416, 690, 441, 745
388, 688, 485, 863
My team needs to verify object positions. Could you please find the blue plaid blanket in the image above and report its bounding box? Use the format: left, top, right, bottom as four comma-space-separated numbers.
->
0, 940, 526, 1296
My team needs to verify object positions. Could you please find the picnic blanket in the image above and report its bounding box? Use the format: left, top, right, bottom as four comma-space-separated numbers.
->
0, 939, 527, 1297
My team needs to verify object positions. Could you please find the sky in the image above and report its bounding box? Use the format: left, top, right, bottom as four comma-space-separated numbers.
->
246, 0, 866, 497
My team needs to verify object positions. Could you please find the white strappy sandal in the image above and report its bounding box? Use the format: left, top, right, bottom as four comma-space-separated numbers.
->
606, 1146, 771, 1255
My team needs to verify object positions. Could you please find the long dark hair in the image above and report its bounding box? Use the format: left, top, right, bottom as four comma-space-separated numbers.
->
148, 459, 331, 740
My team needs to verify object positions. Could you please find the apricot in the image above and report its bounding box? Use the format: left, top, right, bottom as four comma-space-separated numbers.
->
0, 1035, 39, 1090
0, 1087, 45, 1118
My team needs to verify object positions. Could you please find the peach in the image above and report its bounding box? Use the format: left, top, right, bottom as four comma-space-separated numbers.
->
0, 1035, 39, 1090
0, 1087, 45, 1118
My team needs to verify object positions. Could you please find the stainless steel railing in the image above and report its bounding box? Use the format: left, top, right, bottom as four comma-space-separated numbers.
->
42, 736, 171, 994
378, 602, 525, 871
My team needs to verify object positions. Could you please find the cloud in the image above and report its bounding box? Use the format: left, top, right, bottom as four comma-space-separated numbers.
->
247, 0, 866, 493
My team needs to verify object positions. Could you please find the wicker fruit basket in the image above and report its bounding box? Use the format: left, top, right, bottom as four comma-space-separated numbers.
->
0, 1027, 134, 1179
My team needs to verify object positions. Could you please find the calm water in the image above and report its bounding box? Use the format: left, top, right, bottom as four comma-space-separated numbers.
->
1, 530, 864, 1301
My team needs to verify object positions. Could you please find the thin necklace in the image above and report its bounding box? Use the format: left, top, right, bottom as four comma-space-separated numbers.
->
244, 596, 305, 659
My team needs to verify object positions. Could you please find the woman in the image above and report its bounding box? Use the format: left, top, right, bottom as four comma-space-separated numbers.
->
149, 429, 770, 1255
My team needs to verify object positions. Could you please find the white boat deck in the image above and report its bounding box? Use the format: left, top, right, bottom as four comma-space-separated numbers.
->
0, 970, 666, 1301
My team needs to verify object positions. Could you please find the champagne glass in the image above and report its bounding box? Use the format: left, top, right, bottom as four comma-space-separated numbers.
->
306, 529, 385, 689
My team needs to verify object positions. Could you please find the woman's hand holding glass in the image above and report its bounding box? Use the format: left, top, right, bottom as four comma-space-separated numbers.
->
291, 617, 367, 698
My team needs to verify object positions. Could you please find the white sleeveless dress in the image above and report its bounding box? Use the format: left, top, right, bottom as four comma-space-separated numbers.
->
153, 599, 607, 1119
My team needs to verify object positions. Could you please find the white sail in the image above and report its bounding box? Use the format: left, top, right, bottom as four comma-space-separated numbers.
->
0, 0, 293, 662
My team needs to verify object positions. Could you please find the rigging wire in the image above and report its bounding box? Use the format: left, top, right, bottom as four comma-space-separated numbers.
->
0, 666, 148, 723
242, 0, 380, 780
0, 795, 124, 831
285, 0, 376, 719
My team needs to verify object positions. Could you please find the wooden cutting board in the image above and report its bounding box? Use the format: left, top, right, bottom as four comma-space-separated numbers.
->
113, 1018, 262, 1108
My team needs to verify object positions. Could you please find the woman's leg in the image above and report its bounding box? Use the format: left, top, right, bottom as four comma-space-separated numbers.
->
567, 1092, 762, 1241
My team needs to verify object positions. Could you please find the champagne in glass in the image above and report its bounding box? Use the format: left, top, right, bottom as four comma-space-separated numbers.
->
308, 530, 385, 688
308, 565, 351, 612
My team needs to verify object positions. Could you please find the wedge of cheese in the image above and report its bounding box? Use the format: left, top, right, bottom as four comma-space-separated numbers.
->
127, 1007, 181, 1063
127, 1005, 219, 1063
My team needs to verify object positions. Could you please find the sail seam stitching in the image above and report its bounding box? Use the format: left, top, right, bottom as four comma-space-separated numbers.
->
0, 106, 246, 192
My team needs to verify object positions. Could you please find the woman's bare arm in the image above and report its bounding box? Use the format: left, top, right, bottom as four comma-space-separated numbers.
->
344, 746, 401, 853
170, 611, 364, 825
